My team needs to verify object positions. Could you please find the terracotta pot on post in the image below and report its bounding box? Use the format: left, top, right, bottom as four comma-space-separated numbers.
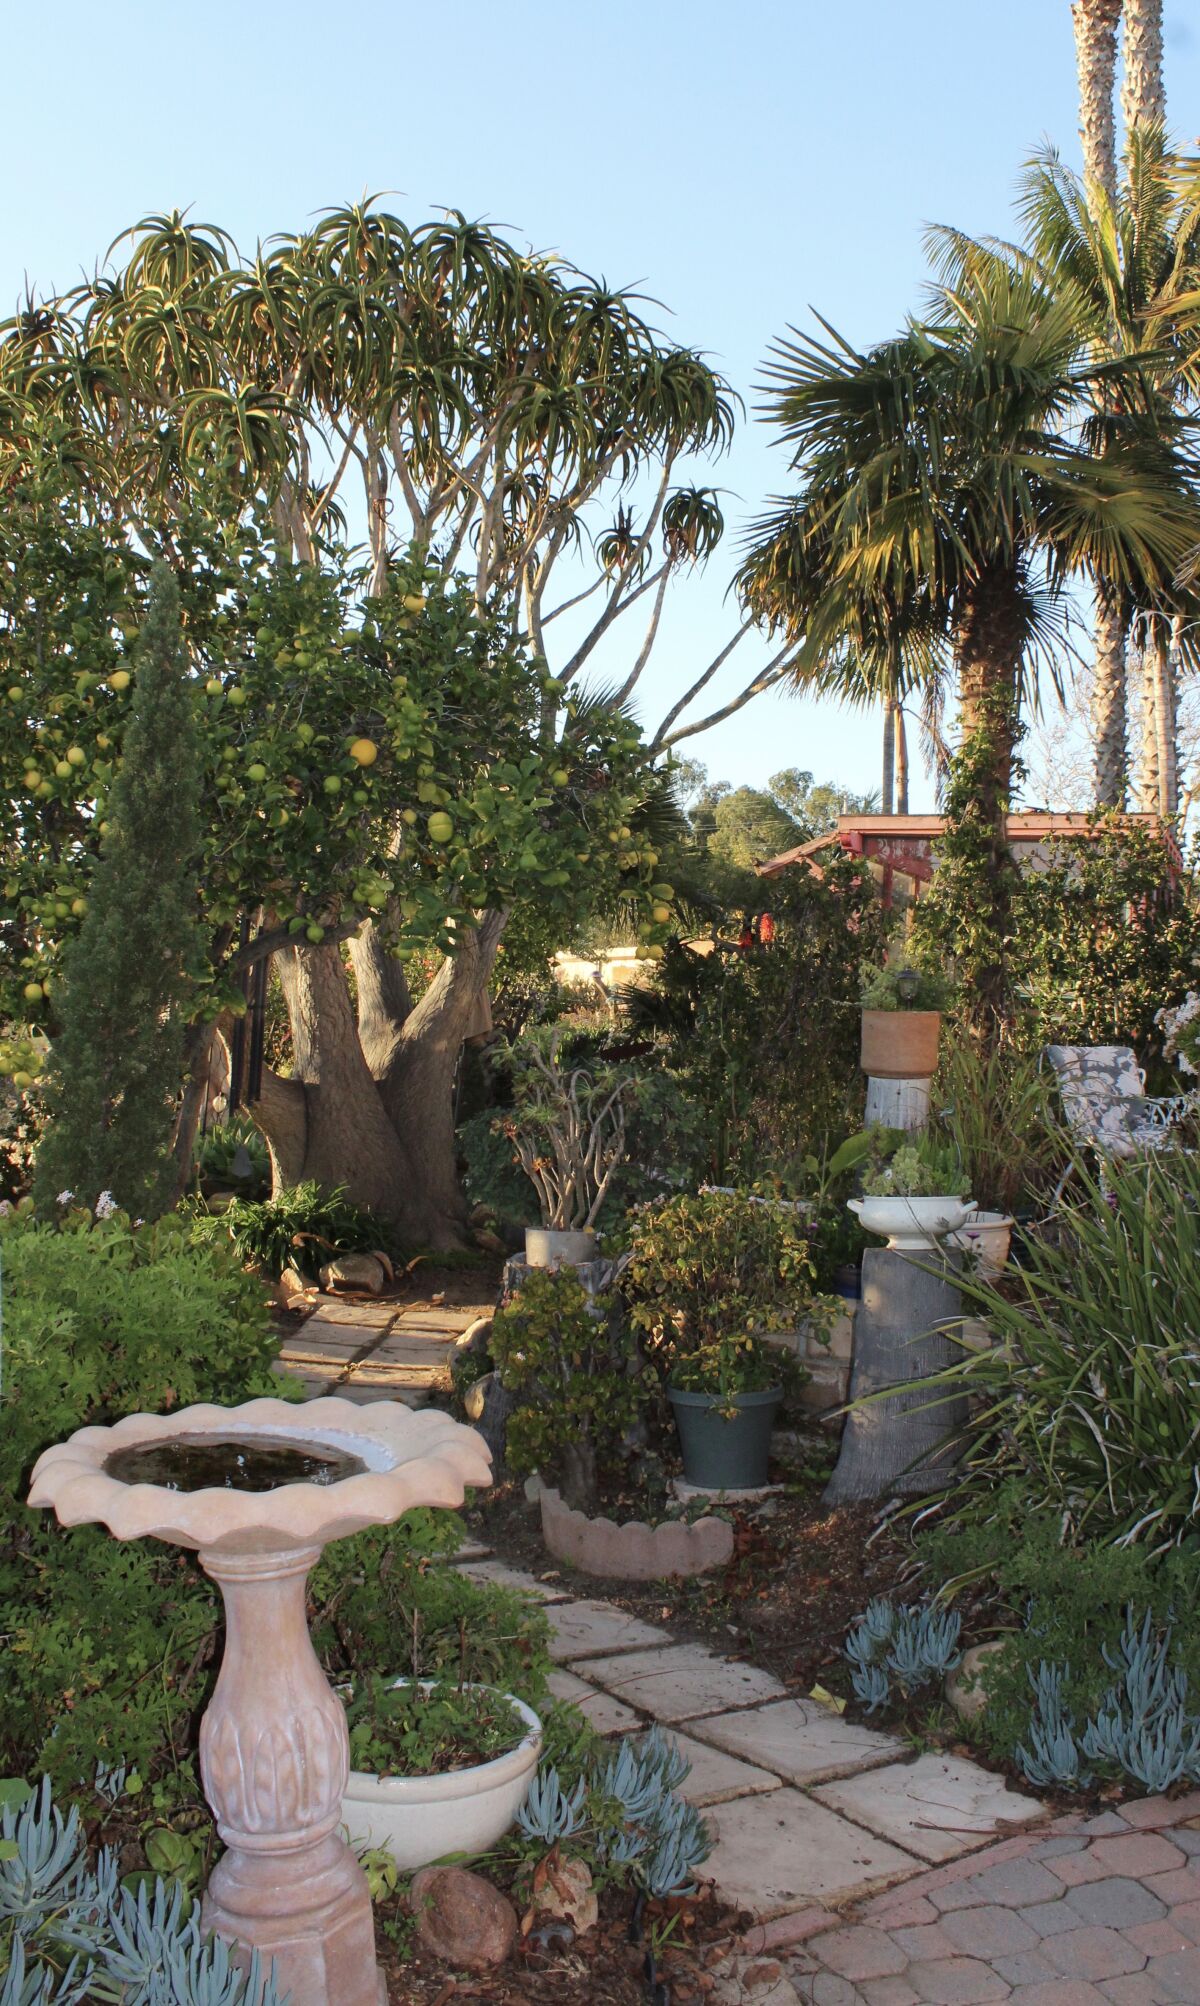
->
860, 1009, 942, 1081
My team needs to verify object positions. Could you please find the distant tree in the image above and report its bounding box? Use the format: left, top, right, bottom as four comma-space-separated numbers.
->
767, 769, 879, 831
708, 787, 802, 874
33, 566, 204, 1219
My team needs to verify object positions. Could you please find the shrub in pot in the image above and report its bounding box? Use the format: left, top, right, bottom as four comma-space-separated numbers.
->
859, 953, 950, 1080
623, 1189, 826, 1489
491, 1026, 635, 1266
339, 1674, 542, 1870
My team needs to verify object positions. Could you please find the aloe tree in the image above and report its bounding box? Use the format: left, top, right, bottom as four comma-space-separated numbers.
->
0, 205, 799, 1242
741, 260, 1200, 1021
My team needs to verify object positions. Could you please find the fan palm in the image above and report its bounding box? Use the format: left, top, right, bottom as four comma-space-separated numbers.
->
933, 131, 1200, 808
741, 258, 1200, 1016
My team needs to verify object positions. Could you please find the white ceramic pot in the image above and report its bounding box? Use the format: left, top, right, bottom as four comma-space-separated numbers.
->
946, 1210, 1014, 1276
848, 1194, 976, 1253
340, 1681, 542, 1870
524, 1226, 598, 1269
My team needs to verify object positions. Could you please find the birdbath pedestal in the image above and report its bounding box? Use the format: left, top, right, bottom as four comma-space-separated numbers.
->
29, 1396, 493, 2006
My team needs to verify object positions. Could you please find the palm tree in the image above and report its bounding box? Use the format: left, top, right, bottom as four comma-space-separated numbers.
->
933, 130, 1200, 809
741, 260, 1200, 1019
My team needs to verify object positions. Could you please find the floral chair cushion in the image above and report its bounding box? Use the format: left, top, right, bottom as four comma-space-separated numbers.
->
1044, 1045, 1160, 1158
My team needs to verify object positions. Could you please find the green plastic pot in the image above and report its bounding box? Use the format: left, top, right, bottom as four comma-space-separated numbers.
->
668, 1386, 781, 1491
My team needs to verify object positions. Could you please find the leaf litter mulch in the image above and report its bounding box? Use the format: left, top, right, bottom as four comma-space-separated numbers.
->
376, 1883, 747, 2004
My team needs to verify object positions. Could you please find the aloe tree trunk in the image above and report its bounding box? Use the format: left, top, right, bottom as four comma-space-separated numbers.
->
252, 913, 505, 1248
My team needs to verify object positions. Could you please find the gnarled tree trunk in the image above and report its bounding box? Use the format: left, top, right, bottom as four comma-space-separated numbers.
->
250, 912, 505, 1248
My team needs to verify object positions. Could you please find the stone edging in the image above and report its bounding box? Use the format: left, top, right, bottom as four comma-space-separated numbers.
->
539, 1484, 734, 1579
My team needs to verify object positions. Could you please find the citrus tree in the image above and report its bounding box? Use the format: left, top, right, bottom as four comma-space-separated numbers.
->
0, 204, 790, 1240
0, 480, 670, 1240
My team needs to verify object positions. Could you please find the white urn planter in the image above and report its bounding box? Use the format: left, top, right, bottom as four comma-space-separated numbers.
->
848, 1194, 976, 1253
524, 1226, 598, 1269
946, 1210, 1014, 1275
341, 1681, 541, 1870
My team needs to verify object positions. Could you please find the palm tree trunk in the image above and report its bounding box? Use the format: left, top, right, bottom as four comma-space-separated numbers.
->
952, 561, 1026, 1029
1121, 0, 1166, 135
1131, 633, 1161, 810
1072, 0, 1122, 207
881, 700, 896, 814
1152, 623, 1179, 816
895, 705, 910, 815
1092, 592, 1130, 806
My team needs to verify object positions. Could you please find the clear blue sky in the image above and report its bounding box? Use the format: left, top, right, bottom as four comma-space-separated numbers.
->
5, 1, 1198, 808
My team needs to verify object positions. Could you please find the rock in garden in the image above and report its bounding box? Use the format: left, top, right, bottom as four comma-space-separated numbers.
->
410, 1864, 517, 1969
276, 1264, 309, 1305
945, 1639, 1005, 1721
456, 1314, 493, 1353
526, 1854, 598, 1935
318, 1253, 386, 1294
463, 1370, 495, 1422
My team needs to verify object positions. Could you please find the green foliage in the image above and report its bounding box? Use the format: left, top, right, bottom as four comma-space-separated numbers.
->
917, 819, 1200, 1062
918, 1509, 1200, 1775
622, 851, 887, 1183
860, 1138, 971, 1198
192, 1117, 270, 1198
927, 1032, 1062, 1217
914, 1152, 1200, 1548
0, 489, 669, 1049
187, 1181, 380, 1280
0, 1206, 277, 1789
623, 1190, 827, 1400
32, 565, 205, 1220
516, 1726, 711, 1899
343, 1678, 527, 1777
310, 1515, 551, 1709
490, 1269, 654, 1510
859, 954, 950, 1012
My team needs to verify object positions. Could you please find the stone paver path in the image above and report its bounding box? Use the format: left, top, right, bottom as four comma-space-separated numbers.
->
449, 1556, 1200, 2004
274, 1288, 491, 1407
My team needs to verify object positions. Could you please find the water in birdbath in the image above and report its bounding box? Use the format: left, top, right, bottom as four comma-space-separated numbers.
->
103, 1433, 367, 1493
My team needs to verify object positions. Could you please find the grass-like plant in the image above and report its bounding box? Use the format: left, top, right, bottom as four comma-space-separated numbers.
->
927, 1032, 1063, 1216
916, 1149, 1200, 1548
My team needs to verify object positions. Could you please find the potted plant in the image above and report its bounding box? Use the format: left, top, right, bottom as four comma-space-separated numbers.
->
859, 951, 950, 1081
624, 1189, 826, 1490
494, 1026, 634, 1267
849, 1137, 975, 1252
339, 1673, 543, 1871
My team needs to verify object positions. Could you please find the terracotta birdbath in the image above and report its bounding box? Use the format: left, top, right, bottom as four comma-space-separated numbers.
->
29, 1396, 492, 2006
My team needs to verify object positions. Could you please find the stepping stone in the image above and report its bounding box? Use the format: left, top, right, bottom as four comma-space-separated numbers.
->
370, 1336, 457, 1366
455, 1560, 572, 1602
331, 1383, 430, 1408
668, 1730, 781, 1807
702, 1788, 919, 1917
394, 1310, 478, 1335
572, 1643, 788, 1721
306, 1300, 398, 1329
283, 1321, 371, 1354
545, 1600, 674, 1662
546, 1669, 643, 1736
687, 1698, 904, 1786
814, 1754, 1045, 1864
345, 1359, 446, 1385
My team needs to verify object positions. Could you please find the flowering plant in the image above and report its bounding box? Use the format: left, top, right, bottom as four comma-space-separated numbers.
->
1156, 992, 1200, 1077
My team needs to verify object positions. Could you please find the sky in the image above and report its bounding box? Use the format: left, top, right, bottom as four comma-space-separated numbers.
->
4, 0, 1199, 811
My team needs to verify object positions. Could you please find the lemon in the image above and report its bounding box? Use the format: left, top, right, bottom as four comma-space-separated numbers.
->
427, 810, 454, 844
108, 670, 131, 691
402, 593, 427, 614
66, 746, 85, 766
247, 762, 267, 782
205, 678, 223, 696
349, 737, 379, 766
22, 982, 43, 1002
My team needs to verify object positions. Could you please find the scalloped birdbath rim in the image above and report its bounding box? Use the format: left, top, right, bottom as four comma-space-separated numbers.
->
27, 1395, 493, 1552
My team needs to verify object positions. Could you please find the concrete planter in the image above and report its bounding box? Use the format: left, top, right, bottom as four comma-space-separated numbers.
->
340, 1680, 542, 1871
946, 1210, 1014, 1276
848, 1194, 976, 1253
539, 1484, 734, 1579
524, 1226, 598, 1270
860, 1009, 942, 1080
